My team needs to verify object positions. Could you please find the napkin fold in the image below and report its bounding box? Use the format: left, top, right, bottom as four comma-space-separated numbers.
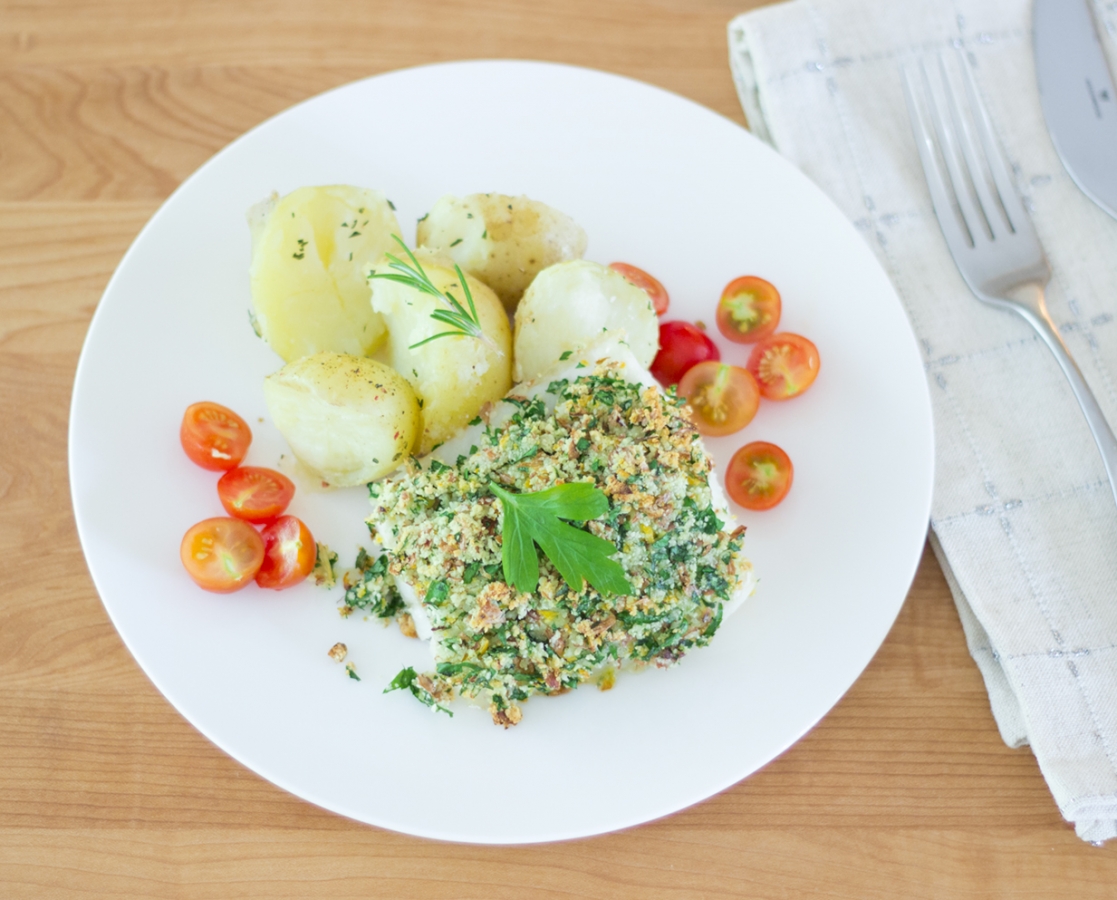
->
729, 0, 1117, 843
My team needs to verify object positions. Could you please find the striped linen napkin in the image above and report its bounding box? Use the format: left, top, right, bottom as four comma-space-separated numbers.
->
728, 0, 1117, 843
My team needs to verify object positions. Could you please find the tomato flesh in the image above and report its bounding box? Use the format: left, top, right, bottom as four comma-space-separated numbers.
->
725, 442, 794, 511
217, 466, 295, 523
180, 517, 265, 593
256, 515, 316, 590
609, 262, 669, 315
746, 333, 820, 400
650, 321, 721, 386
716, 276, 781, 343
181, 401, 252, 471
677, 361, 760, 437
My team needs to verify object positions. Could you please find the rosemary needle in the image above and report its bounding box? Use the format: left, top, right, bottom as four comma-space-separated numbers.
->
369, 235, 494, 351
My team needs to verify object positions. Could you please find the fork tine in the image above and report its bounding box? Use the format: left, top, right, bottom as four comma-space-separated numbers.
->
956, 50, 1034, 238
902, 64, 972, 253
938, 53, 1007, 240
920, 57, 989, 245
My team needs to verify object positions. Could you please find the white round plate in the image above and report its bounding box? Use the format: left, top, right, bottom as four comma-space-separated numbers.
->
69, 60, 933, 844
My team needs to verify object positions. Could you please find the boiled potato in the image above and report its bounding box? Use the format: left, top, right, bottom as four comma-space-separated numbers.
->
513, 260, 659, 382
262, 352, 419, 487
416, 193, 586, 312
248, 185, 402, 363
369, 248, 512, 453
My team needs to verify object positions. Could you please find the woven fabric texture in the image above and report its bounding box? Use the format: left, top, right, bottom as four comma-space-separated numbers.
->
729, 0, 1117, 842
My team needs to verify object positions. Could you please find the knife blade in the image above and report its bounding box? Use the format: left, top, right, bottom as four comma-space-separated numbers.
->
1034, 0, 1117, 220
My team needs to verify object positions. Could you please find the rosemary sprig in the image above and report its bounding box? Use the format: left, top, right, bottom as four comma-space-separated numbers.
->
369, 235, 491, 351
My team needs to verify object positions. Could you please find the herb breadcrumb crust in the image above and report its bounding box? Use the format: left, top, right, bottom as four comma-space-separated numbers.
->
366, 347, 755, 726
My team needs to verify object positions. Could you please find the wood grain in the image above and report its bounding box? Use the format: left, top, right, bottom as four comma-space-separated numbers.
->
2, 0, 1116, 895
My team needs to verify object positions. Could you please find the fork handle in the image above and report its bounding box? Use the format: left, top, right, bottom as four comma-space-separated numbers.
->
1007, 283, 1117, 506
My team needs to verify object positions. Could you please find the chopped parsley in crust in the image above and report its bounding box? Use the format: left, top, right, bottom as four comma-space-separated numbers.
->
338, 547, 403, 619
369, 358, 752, 726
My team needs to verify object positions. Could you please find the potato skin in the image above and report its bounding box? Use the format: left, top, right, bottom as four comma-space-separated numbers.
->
262, 352, 419, 486
416, 193, 586, 312
248, 186, 402, 363
512, 260, 660, 382
369, 249, 512, 453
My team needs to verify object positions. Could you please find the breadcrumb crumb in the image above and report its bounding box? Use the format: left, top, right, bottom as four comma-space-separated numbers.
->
312, 543, 339, 588
489, 703, 523, 728
397, 612, 418, 638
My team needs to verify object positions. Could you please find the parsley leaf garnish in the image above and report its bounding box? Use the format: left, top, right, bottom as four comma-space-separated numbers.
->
488, 482, 632, 596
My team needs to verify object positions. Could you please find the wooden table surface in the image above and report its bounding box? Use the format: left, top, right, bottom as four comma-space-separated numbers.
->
4, 0, 1117, 895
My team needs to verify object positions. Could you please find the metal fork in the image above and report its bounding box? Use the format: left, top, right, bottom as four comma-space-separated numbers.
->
903, 53, 1117, 507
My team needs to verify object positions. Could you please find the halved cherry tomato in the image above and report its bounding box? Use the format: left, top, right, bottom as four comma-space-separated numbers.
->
609, 262, 669, 315
725, 442, 793, 511
181, 401, 252, 471
217, 466, 295, 523
677, 361, 760, 437
716, 276, 781, 343
256, 515, 315, 590
180, 517, 265, 593
650, 320, 721, 386
746, 333, 820, 400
